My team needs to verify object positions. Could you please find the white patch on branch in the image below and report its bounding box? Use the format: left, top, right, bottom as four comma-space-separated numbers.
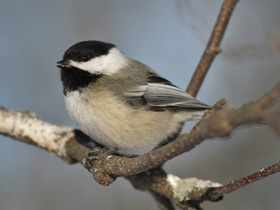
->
167, 174, 222, 201
0, 107, 74, 158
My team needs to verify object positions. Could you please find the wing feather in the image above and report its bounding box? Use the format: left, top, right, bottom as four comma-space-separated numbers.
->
124, 73, 210, 110
145, 83, 210, 109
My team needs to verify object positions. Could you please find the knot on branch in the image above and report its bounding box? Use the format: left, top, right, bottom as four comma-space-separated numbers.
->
207, 46, 222, 55
206, 107, 235, 138
192, 98, 235, 138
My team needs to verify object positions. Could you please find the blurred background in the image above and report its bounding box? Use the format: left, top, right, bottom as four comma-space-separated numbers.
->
0, 0, 279, 209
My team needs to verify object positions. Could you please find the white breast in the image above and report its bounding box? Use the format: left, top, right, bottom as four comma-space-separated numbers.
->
64, 90, 114, 147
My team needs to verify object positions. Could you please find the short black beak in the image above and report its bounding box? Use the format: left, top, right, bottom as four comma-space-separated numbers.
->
56, 60, 70, 68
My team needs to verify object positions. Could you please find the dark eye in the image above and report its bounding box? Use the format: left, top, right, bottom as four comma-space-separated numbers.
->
82, 55, 89, 62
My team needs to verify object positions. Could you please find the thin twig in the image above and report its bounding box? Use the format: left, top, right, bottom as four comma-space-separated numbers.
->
206, 161, 280, 201
186, 0, 239, 97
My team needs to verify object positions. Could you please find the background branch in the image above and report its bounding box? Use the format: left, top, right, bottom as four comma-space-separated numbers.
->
186, 0, 239, 97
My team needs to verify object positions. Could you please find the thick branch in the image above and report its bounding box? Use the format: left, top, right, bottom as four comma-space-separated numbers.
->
186, 0, 239, 97
0, 107, 75, 163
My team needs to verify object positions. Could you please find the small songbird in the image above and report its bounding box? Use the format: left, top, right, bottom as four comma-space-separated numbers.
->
57, 41, 210, 156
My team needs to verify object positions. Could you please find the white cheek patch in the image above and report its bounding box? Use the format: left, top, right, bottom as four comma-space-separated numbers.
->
69, 48, 128, 75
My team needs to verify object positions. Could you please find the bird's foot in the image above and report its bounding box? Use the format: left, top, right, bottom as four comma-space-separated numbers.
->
82, 147, 118, 186
82, 147, 117, 172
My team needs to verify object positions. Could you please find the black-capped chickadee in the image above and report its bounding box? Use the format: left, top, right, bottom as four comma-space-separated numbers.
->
57, 41, 210, 156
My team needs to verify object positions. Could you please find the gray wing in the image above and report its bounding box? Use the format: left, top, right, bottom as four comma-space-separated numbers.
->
124, 73, 210, 110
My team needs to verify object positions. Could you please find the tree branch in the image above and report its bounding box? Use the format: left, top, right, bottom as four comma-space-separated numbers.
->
186, 0, 239, 97
1, 81, 279, 209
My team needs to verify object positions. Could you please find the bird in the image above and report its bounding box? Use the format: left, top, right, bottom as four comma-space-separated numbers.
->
57, 40, 210, 156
